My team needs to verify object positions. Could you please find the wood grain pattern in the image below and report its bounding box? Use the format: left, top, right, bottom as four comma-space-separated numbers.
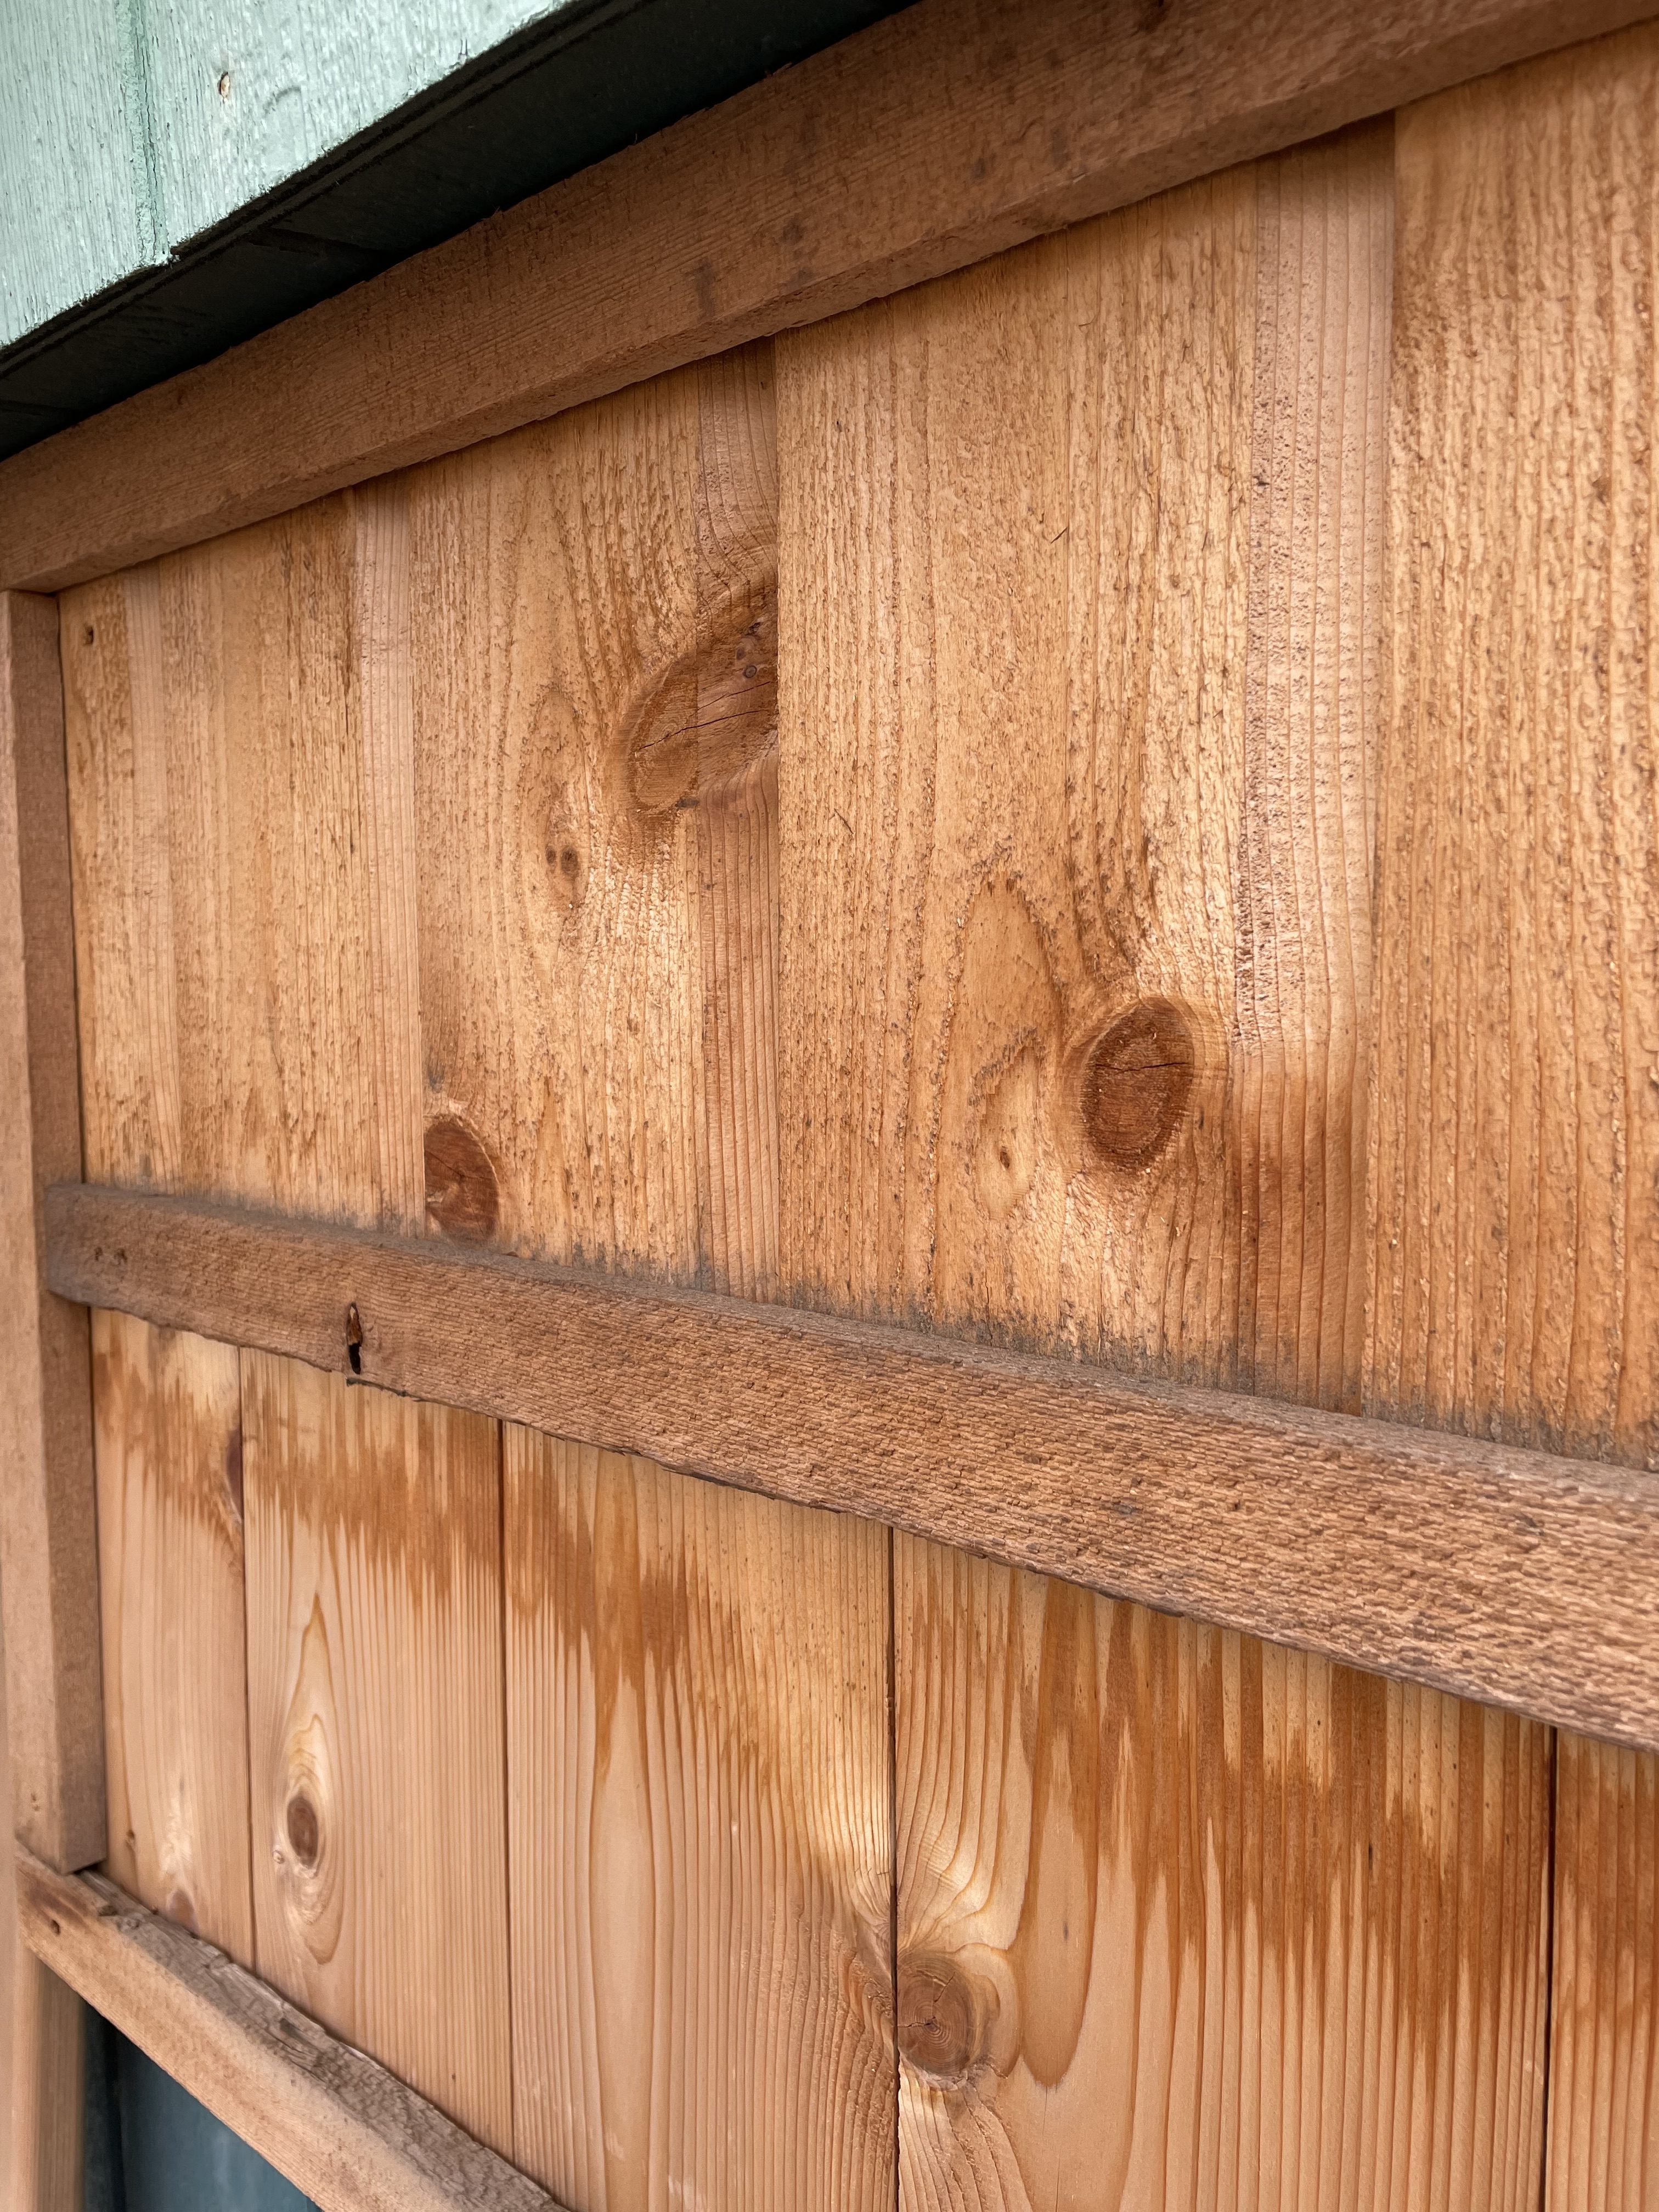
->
6, 0, 1658, 596
93, 1307, 251, 1961
47, 1178, 1659, 1756
62, 483, 424, 1228
241, 1351, 511, 2152
1384, 29, 1659, 2209
0, 588, 102, 1871
895, 1555, 1549, 2211
505, 1435, 892, 2209
777, 130, 1551, 2205
17, 1849, 561, 2212
411, 344, 894, 2204
776, 136, 1381, 1394
0, 1587, 84, 2212
10, 1953, 84, 2212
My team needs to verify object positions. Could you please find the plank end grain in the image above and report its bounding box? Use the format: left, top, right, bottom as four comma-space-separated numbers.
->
0, 590, 103, 1870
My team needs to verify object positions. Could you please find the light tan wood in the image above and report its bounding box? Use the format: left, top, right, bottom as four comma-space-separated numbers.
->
10, 1953, 84, 2212
45, 1178, 1659, 1755
0, 1590, 86, 2212
1383, 29, 1659, 2209
0, 589, 102, 1872
93, 1308, 252, 1961
240, 1352, 511, 2153
1550, 1738, 1659, 2211
61, 486, 424, 1228
894, 1555, 1550, 2210
410, 342, 892, 2203
409, 367, 704, 1276
408, 344, 778, 1283
505, 1436, 893, 2209
5, 0, 1658, 597
776, 128, 1551, 2204
16, 1848, 562, 2212
777, 137, 1380, 1392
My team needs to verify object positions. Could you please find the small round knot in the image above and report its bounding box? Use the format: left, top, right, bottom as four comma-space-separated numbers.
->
897, 1953, 981, 2082
1081, 999, 1195, 1169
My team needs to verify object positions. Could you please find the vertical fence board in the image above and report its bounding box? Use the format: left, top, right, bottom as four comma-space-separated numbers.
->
778, 126, 1551, 2208
1384, 29, 1659, 2210
241, 1355, 510, 2152
410, 350, 895, 2207
94, 1310, 251, 1962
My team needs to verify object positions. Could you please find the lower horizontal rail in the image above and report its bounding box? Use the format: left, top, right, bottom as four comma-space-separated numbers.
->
47, 1181, 1659, 1750
15, 1846, 561, 2212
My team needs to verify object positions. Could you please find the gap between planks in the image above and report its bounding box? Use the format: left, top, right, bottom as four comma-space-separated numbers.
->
44, 1180, 1659, 1754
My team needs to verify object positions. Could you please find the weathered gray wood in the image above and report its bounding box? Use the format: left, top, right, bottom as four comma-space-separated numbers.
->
0, 596, 102, 1873
44, 1179, 1659, 1753
16, 1847, 563, 2212
4, 0, 1658, 592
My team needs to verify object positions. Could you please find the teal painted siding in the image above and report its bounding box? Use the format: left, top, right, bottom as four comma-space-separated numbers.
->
146, 0, 574, 248
0, 0, 156, 346
0, 0, 572, 347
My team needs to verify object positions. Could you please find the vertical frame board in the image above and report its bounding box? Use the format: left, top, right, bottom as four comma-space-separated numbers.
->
93, 1310, 251, 1960
1, 1558, 83, 2212
10, 1955, 84, 2212
1383, 26, 1659, 2209
778, 125, 1551, 2207
409, 346, 895, 2206
0, 590, 101, 1871
241, 1356, 510, 2151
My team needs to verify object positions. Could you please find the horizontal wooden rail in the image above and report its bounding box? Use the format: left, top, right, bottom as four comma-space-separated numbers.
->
16, 1847, 561, 2212
5, 0, 1659, 592
46, 1181, 1659, 1751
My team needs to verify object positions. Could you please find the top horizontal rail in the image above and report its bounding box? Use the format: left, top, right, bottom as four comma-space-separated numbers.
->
46, 1181, 1659, 1753
3, 0, 1657, 592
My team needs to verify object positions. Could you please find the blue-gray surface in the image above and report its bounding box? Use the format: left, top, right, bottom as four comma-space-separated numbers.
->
0, 0, 906, 457
85, 2015, 317, 2212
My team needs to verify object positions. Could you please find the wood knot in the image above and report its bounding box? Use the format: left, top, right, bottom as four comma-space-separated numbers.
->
1080, 999, 1194, 1169
626, 582, 778, 814
285, 1792, 320, 1870
424, 1116, 500, 1244
897, 1953, 984, 2083
163, 1886, 199, 1934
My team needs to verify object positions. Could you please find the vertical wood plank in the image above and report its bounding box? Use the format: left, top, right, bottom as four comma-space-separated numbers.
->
10, 1956, 84, 2212
504, 1437, 893, 2210
1384, 29, 1659, 2209
93, 1309, 251, 1961
779, 126, 1551, 2207
410, 376, 703, 1272
61, 490, 424, 1225
412, 354, 894, 2205
0, 588, 102, 1873
241, 1352, 510, 2152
